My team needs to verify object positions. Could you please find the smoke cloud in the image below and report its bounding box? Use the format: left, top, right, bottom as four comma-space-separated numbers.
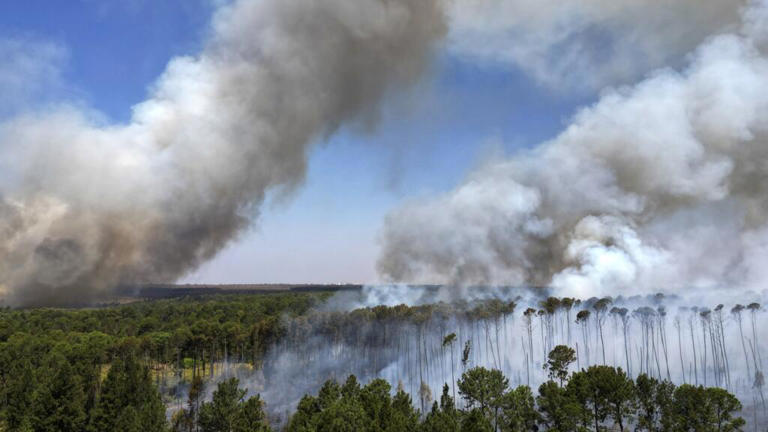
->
0, 0, 446, 306
378, 0, 768, 299
448, 0, 746, 89
0, 37, 68, 118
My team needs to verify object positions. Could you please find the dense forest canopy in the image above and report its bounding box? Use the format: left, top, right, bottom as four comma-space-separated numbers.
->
0, 290, 761, 430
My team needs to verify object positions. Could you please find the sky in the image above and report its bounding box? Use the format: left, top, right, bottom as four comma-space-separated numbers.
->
2, 0, 717, 287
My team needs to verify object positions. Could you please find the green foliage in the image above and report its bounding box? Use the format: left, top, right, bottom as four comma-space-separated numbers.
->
287, 375, 420, 432
636, 374, 675, 432
0, 293, 327, 430
538, 380, 580, 431
672, 384, 745, 432
545, 345, 576, 386
501, 385, 540, 432
457, 367, 509, 429
198, 378, 271, 432
0, 295, 751, 432
33, 354, 87, 432
458, 367, 509, 413
460, 409, 494, 432
89, 353, 166, 432
422, 385, 460, 432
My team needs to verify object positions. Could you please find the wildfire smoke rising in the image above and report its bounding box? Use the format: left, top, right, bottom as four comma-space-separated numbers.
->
1, 0, 766, 307
379, 1, 768, 299
0, 0, 445, 306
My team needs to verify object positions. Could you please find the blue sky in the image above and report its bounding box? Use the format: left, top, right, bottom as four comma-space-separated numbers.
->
0, 0, 591, 284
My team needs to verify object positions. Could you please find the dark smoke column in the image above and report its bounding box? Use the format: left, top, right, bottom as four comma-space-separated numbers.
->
0, 0, 446, 306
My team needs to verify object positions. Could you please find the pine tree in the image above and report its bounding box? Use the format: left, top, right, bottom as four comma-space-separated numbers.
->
5, 359, 34, 430
536, 380, 580, 432
502, 385, 540, 432
457, 367, 508, 430
199, 378, 247, 432
90, 353, 166, 432
33, 357, 87, 432
236, 395, 271, 432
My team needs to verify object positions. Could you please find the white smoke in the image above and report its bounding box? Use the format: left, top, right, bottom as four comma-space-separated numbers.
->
0, 37, 68, 118
448, 0, 746, 89
379, 0, 768, 299
0, 0, 446, 306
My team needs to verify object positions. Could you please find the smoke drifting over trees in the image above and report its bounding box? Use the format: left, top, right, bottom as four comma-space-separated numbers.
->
173, 287, 768, 426
379, 1, 768, 299
0, 0, 445, 306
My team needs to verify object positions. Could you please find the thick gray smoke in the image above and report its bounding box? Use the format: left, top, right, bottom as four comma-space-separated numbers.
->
0, 0, 446, 306
379, 0, 768, 299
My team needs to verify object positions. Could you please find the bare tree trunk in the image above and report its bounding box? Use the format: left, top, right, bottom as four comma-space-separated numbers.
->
659, 316, 671, 381
675, 319, 686, 383
717, 313, 731, 389
689, 318, 698, 385
702, 322, 708, 387
750, 339, 766, 414
652, 322, 662, 380
737, 314, 752, 385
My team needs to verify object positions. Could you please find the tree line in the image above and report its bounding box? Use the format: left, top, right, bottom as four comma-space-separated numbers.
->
0, 292, 756, 430
288, 345, 745, 432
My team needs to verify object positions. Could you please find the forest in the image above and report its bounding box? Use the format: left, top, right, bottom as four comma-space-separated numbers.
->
0, 289, 760, 430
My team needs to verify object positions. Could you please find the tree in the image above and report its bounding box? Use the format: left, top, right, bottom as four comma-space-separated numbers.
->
565, 370, 594, 431
635, 374, 660, 431
358, 378, 391, 428
199, 378, 247, 432
90, 353, 166, 432
461, 409, 494, 432
673, 384, 744, 432
421, 385, 459, 432
567, 366, 629, 432
706, 388, 745, 432
672, 384, 713, 431
458, 367, 509, 430
419, 380, 434, 415
172, 374, 205, 432
114, 406, 142, 432
501, 385, 540, 432
593, 298, 612, 364
5, 359, 34, 430
576, 310, 591, 366
595, 367, 635, 432
546, 345, 577, 387
462, 340, 472, 370
537, 380, 579, 432
443, 333, 458, 404
33, 356, 87, 432
389, 387, 420, 432
287, 395, 321, 432
731, 305, 751, 382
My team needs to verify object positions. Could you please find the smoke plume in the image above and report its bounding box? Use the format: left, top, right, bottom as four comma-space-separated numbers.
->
0, 0, 446, 306
379, 0, 768, 299
448, 0, 746, 89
